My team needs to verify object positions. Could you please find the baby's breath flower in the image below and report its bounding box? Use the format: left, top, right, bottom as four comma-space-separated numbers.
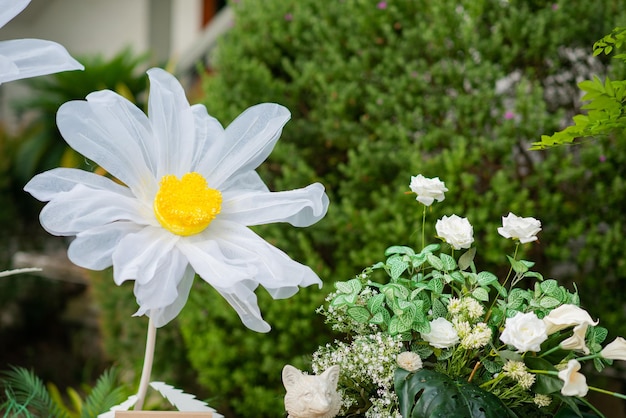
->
533, 394, 552, 408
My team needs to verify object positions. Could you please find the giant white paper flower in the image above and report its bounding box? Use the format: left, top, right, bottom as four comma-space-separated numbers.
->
0, 0, 83, 84
25, 68, 329, 333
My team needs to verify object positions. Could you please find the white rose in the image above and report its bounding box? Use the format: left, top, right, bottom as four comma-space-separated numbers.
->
435, 215, 474, 250
499, 312, 548, 352
397, 351, 423, 372
601, 337, 626, 361
558, 360, 588, 397
497, 213, 542, 244
543, 304, 598, 335
560, 323, 590, 354
421, 317, 459, 348
409, 175, 448, 206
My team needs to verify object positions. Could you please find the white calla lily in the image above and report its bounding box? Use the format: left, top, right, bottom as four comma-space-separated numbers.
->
25, 68, 329, 333
543, 304, 598, 335
0, 0, 83, 84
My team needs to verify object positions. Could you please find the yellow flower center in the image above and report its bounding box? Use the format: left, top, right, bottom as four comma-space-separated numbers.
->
154, 172, 222, 236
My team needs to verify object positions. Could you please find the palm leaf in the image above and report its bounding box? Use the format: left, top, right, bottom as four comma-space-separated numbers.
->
0, 366, 68, 418
81, 368, 129, 418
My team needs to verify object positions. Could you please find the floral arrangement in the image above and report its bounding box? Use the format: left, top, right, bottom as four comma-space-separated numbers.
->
312, 175, 626, 418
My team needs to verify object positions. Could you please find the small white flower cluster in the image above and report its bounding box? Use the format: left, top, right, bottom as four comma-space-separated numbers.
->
456, 321, 492, 349
311, 333, 404, 416
502, 360, 536, 390
448, 297, 491, 349
533, 393, 552, 408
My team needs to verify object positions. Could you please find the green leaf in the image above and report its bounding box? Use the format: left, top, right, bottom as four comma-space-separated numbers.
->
389, 316, 400, 335
540, 280, 558, 295
367, 293, 386, 313
413, 319, 430, 334
431, 297, 447, 319
370, 309, 391, 325
385, 245, 415, 256
347, 306, 371, 323
439, 253, 456, 271
457, 247, 476, 271
539, 296, 561, 309
524, 357, 562, 395
428, 277, 444, 294
477, 271, 498, 286
422, 243, 441, 253
506, 256, 528, 274
507, 288, 527, 310
427, 253, 444, 270
472, 287, 489, 302
335, 278, 361, 295
394, 369, 516, 418
592, 326, 608, 344
388, 255, 410, 279
330, 293, 348, 307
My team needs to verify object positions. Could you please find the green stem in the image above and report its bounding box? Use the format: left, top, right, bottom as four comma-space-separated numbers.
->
576, 353, 603, 362
588, 385, 626, 401
538, 345, 563, 358
421, 206, 426, 250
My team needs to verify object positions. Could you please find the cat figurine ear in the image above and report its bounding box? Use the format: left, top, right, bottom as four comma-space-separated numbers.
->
282, 364, 341, 418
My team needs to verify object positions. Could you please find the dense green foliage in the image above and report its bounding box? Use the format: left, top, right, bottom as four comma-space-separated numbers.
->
176, 0, 626, 416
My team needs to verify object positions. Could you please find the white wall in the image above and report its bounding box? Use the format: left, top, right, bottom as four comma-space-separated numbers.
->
0, 0, 205, 131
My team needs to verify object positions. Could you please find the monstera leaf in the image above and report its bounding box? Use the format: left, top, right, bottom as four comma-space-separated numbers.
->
395, 368, 517, 418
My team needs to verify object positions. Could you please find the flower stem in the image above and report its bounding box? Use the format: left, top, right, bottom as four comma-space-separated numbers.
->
588, 385, 626, 401
134, 315, 157, 410
577, 396, 607, 418
421, 206, 426, 250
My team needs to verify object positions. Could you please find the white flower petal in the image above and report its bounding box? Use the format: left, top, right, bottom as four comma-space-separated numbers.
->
189, 104, 226, 173
0, 0, 29, 28
0, 39, 83, 84
68, 222, 143, 270
215, 281, 271, 333
210, 221, 322, 297
57, 91, 158, 200
112, 227, 179, 285
144, 266, 196, 328
177, 236, 255, 287
205, 103, 290, 188
24, 167, 133, 202
146, 68, 197, 178
39, 185, 148, 236
221, 183, 329, 227
220, 170, 269, 193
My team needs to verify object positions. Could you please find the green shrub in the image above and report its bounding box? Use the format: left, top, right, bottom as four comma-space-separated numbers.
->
177, 0, 626, 416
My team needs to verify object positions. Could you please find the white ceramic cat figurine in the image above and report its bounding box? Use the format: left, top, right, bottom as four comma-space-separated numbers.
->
282, 364, 341, 418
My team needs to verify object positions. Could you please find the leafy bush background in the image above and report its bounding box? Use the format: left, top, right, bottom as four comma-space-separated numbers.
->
174, 0, 626, 416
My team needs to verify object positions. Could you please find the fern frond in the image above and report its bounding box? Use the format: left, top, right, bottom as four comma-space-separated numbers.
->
0, 366, 68, 418
81, 368, 129, 418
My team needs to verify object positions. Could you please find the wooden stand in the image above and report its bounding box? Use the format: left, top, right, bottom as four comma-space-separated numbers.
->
115, 413, 213, 417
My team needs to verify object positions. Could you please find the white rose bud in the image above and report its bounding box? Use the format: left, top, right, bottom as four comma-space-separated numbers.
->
409, 175, 448, 206
601, 337, 626, 361
543, 304, 598, 335
499, 311, 548, 352
497, 213, 541, 244
558, 360, 588, 397
421, 317, 460, 349
397, 351, 423, 372
435, 215, 474, 250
